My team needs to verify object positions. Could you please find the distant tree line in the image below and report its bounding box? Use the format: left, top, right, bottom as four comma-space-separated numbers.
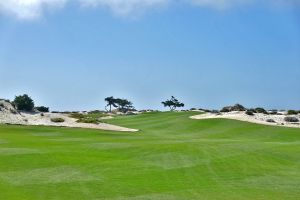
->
8, 94, 300, 115
104, 95, 185, 113
9, 94, 186, 113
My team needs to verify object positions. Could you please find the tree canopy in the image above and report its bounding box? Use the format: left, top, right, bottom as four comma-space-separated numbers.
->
162, 96, 184, 111
105, 96, 134, 113
105, 96, 118, 112
13, 94, 34, 111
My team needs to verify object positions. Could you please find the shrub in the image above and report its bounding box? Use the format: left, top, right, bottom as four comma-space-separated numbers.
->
266, 119, 276, 123
35, 106, 49, 112
255, 107, 268, 114
287, 110, 298, 115
245, 110, 254, 116
248, 108, 257, 113
231, 104, 246, 111
190, 108, 197, 111
61, 111, 72, 114
220, 107, 230, 112
211, 110, 220, 114
76, 118, 99, 124
201, 109, 211, 113
221, 104, 246, 112
268, 110, 278, 115
88, 110, 103, 114
51, 118, 65, 123
0, 103, 4, 108
71, 112, 105, 124
69, 113, 85, 119
284, 117, 299, 123
13, 94, 34, 111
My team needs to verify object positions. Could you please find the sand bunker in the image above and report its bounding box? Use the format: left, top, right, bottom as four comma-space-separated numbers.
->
190, 111, 300, 128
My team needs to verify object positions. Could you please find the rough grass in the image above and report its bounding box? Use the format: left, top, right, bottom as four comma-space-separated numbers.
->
0, 111, 300, 199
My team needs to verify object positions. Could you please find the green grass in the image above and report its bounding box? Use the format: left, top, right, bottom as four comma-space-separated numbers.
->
0, 111, 300, 199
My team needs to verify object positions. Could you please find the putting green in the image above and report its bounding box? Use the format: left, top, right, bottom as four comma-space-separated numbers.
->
0, 112, 299, 199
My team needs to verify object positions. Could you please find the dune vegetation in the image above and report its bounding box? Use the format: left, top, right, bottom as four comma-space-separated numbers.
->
0, 111, 299, 199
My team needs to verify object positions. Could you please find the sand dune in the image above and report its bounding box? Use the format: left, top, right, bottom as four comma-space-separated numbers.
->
0, 100, 138, 132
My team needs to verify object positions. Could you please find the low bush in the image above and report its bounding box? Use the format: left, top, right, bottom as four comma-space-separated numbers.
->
245, 110, 254, 116
51, 118, 65, 123
284, 117, 299, 123
61, 111, 72, 114
268, 110, 278, 115
220, 107, 230, 112
70, 112, 107, 124
221, 104, 246, 112
248, 108, 257, 113
76, 118, 99, 124
89, 111, 108, 117
0, 103, 4, 108
201, 109, 211, 113
88, 110, 103, 114
231, 104, 246, 111
255, 107, 268, 114
287, 110, 298, 115
35, 106, 49, 112
211, 110, 220, 114
69, 113, 85, 119
266, 119, 276, 123
190, 108, 197, 111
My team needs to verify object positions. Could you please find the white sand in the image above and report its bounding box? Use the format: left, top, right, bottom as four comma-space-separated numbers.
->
0, 100, 138, 132
190, 111, 300, 128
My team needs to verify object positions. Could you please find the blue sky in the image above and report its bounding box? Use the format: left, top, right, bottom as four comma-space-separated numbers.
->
0, 0, 299, 111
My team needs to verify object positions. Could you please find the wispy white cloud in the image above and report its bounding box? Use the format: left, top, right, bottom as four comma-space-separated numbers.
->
0, 0, 299, 20
188, 0, 251, 9
79, 0, 170, 16
189, 0, 300, 9
0, 0, 67, 20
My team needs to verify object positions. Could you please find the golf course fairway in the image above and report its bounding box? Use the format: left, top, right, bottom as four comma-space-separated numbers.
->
0, 111, 299, 199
